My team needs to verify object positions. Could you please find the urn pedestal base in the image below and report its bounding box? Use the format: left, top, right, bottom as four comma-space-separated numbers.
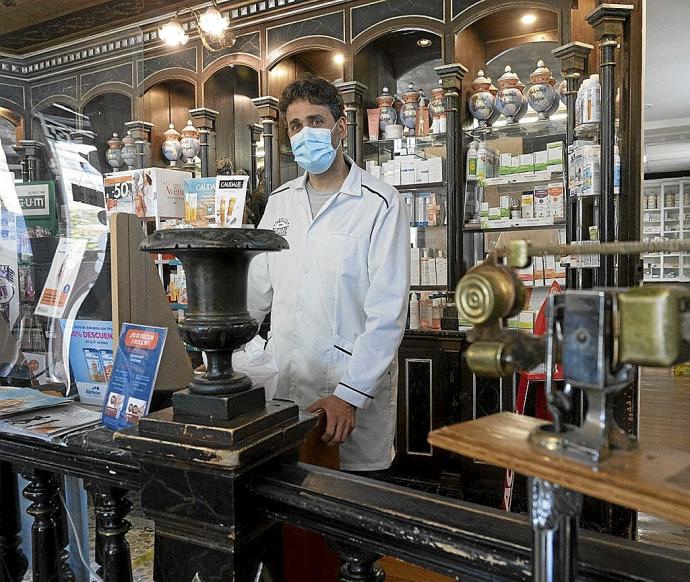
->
172, 385, 265, 420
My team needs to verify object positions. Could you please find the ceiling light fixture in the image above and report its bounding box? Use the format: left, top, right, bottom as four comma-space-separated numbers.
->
159, 1, 235, 52
521, 13, 537, 25
417, 38, 432, 48
334, 53, 345, 65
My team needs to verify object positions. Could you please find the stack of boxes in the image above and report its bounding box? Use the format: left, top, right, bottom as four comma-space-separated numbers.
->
485, 141, 563, 179
410, 247, 448, 287
480, 183, 564, 224
515, 254, 567, 288
366, 156, 443, 186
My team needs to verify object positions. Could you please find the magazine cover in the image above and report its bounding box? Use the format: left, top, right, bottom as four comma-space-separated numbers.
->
101, 323, 167, 431
0, 387, 73, 418
0, 404, 100, 442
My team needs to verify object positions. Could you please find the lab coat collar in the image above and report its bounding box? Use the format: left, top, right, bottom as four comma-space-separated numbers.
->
295, 154, 362, 198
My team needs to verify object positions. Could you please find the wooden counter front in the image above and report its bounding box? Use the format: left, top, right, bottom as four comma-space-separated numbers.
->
428, 412, 690, 528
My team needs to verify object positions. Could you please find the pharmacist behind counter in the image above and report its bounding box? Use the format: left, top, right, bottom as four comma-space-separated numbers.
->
247, 75, 410, 473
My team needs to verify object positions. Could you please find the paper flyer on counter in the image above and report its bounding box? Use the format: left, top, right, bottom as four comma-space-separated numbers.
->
101, 323, 167, 431
35, 238, 87, 319
59, 319, 114, 406
215, 175, 249, 228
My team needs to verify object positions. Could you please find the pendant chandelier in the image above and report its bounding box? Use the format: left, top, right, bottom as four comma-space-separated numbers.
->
158, 1, 236, 52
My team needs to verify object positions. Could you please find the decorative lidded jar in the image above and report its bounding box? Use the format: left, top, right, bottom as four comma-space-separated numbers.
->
162, 123, 182, 166
468, 70, 497, 127
121, 130, 137, 170
430, 80, 447, 134
180, 119, 200, 164
106, 132, 123, 171
496, 66, 526, 124
400, 82, 420, 131
526, 60, 558, 120
376, 87, 397, 131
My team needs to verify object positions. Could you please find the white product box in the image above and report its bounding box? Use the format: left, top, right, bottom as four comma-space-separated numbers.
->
556, 260, 567, 286
548, 182, 565, 219
418, 159, 431, 184
371, 165, 381, 179
534, 185, 550, 218
500, 195, 512, 218
519, 153, 534, 175
517, 263, 534, 286
400, 156, 416, 185
518, 311, 535, 332
428, 157, 444, 183
381, 162, 395, 185
547, 142, 564, 172
366, 160, 376, 172
544, 255, 557, 282
104, 167, 191, 218
534, 150, 548, 172
533, 256, 545, 287
500, 153, 513, 175
393, 159, 402, 186
521, 193, 534, 219
481, 202, 490, 218
428, 257, 438, 285
410, 248, 421, 286
436, 256, 448, 287
512, 155, 520, 174
489, 206, 501, 220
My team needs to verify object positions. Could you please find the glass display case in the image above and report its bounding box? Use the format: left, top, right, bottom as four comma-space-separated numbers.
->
363, 134, 449, 293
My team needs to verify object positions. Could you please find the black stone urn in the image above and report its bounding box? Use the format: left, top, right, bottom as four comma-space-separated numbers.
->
141, 228, 287, 418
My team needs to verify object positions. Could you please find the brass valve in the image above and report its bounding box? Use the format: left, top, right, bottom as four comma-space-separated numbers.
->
465, 341, 516, 377
455, 262, 525, 325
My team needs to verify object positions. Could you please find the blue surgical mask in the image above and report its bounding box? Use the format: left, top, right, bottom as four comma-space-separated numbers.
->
290, 122, 340, 175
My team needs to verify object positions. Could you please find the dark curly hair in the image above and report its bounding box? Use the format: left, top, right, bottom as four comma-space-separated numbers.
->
278, 74, 344, 122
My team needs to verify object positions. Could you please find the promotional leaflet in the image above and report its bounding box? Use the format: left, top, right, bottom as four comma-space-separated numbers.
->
0, 404, 100, 442
183, 177, 217, 226
0, 387, 72, 417
59, 319, 114, 406
101, 323, 167, 430
104, 168, 189, 219
215, 175, 249, 228
35, 238, 87, 319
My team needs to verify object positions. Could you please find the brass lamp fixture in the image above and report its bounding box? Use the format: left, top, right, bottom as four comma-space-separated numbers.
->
158, 1, 236, 52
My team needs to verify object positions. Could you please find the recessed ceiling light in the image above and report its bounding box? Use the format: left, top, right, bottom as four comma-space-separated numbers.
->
521, 14, 537, 25
334, 53, 345, 65
417, 38, 432, 48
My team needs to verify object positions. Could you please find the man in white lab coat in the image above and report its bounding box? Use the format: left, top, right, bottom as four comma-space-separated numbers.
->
247, 76, 410, 471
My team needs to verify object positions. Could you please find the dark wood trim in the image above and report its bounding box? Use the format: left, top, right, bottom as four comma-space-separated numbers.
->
350, 20, 446, 56
265, 37, 348, 70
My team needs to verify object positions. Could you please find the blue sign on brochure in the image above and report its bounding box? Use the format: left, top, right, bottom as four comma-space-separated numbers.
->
60, 319, 114, 406
101, 323, 168, 431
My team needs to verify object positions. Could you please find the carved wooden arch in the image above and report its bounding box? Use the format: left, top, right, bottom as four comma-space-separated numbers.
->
451, 0, 570, 44
0, 106, 24, 141
139, 70, 200, 106
266, 37, 348, 71
201, 54, 262, 85
350, 19, 446, 57
80, 84, 135, 115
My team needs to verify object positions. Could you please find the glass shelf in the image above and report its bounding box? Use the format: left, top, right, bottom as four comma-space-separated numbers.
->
465, 117, 567, 141
397, 182, 446, 192
464, 219, 566, 233
365, 133, 447, 148
479, 171, 563, 188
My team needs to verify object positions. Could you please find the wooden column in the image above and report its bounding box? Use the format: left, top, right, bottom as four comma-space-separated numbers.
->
14, 141, 44, 182
90, 484, 133, 582
21, 470, 63, 582
252, 97, 280, 195
552, 41, 594, 290
587, 4, 633, 288
190, 107, 219, 178
434, 63, 468, 289
335, 81, 368, 167
123, 121, 153, 169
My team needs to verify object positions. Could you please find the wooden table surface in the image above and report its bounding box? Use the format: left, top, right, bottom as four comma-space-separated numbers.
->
428, 412, 690, 528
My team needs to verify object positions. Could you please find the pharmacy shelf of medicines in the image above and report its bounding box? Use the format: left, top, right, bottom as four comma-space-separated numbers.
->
463, 119, 567, 233
642, 178, 690, 282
